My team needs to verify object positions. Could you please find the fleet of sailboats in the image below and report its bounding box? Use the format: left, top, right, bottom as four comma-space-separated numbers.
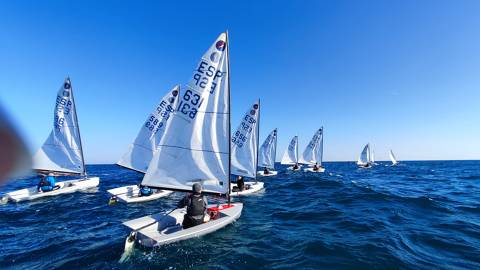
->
0, 31, 406, 259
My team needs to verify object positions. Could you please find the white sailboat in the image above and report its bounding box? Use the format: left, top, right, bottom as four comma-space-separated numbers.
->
257, 129, 278, 177
122, 32, 242, 249
281, 136, 301, 171
371, 149, 378, 165
389, 149, 399, 166
301, 127, 325, 173
107, 86, 180, 203
230, 100, 263, 196
2, 78, 99, 203
357, 143, 373, 168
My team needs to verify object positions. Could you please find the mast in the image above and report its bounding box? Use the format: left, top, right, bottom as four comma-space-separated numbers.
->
69, 77, 87, 177
320, 127, 324, 166
255, 99, 260, 180
226, 30, 231, 204
273, 129, 277, 170
295, 136, 298, 164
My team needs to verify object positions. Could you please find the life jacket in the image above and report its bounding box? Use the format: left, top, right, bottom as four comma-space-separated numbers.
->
45, 176, 56, 187
186, 194, 205, 219
40, 185, 54, 192
140, 186, 152, 196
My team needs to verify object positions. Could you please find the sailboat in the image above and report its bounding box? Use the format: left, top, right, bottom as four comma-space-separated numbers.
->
122, 32, 242, 249
2, 78, 99, 203
257, 129, 278, 177
389, 149, 399, 166
357, 143, 373, 168
301, 127, 325, 173
107, 86, 180, 203
281, 136, 301, 171
230, 100, 263, 196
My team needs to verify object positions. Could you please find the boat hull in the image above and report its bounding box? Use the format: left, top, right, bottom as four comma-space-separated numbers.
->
123, 202, 243, 248
304, 167, 326, 173
230, 181, 264, 196
3, 177, 99, 202
287, 165, 303, 171
256, 170, 278, 177
107, 185, 172, 203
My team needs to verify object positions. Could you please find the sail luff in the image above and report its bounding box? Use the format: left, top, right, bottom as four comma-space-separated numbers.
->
226, 30, 232, 197
69, 78, 86, 176
255, 99, 260, 180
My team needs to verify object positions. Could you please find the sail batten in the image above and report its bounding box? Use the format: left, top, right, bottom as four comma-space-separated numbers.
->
141, 32, 230, 194
231, 101, 260, 178
117, 86, 180, 173
301, 128, 324, 165
258, 129, 277, 169
32, 78, 85, 175
281, 136, 298, 165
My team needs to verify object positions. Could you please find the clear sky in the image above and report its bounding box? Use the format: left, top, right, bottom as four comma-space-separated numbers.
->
1, 0, 480, 163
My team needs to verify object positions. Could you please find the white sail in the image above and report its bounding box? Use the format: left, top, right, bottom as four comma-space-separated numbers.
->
142, 32, 230, 194
301, 127, 323, 166
281, 136, 298, 165
371, 149, 376, 163
357, 143, 370, 166
231, 101, 260, 178
33, 78, 85, 175
389, 150, 398, 165
258, 129, 277, 169
117, 86, 180, 173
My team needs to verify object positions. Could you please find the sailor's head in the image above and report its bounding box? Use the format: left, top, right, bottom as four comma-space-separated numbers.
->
192, 183, 202, 194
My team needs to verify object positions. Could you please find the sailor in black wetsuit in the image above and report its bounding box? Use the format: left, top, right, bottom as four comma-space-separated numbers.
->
177, 183, 208, 229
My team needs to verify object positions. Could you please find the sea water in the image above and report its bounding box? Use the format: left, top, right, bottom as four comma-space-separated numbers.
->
1, 161, 480, 269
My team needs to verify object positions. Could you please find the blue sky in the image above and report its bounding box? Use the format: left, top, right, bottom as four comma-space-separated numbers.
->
1, 0, 479, 163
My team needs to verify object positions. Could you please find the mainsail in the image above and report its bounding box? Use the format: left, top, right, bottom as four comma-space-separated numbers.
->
258, 129, 277, 170
142, 32, 230, 194
301, 127, 323, 166
281, 136, 298, 165
389, 150, 398, 165
357, 143, 370, 166
33, 78, 85, 175
231, 100, 260, 178
117, 86, 180, 173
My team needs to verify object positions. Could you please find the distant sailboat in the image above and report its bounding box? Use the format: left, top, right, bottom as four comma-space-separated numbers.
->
107, 86, 180, 203
230, 100, 263, 196
301, 127, 325, 173
2, 78, 99, 203
389, 150, 399, 166
281, 136, 301, 171
357, 143, 373, 168
257, 129, 278, 177
122, 32, 242, 250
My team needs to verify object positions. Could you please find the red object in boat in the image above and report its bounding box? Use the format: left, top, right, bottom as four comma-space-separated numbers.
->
207, 204, 234, 212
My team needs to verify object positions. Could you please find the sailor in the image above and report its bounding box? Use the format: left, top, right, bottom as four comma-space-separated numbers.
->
313, 163, 319, 171
292, 163, 299, 170
139, 185, 153, 196
37, 172, 58, 192
263, 167, 270, 175
177, 183, 209, 229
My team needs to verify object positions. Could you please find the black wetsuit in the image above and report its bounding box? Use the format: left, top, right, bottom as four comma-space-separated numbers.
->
178, 193, 207, 229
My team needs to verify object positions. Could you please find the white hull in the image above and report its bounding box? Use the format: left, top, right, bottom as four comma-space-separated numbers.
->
287, 165, 303, 171
256, 170, 278, 177
107, 185, 173, 203
230, 181, 264, 196
357, 164, 372, 169
304, 167, 326, 173
3, 177, 99, 202
123, 203, 243, 248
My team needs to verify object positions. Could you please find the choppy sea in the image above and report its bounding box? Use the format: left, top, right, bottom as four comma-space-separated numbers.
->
1, 161, 480, 269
